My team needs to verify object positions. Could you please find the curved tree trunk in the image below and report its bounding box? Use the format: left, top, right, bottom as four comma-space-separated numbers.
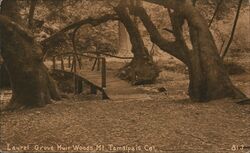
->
136, 0, 246, 101
0, 0, 60, 110
114, 2, 159, 85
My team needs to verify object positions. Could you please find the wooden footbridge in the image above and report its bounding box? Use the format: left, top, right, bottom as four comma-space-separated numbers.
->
47, 52, 146, 101
49, 52, 109, 99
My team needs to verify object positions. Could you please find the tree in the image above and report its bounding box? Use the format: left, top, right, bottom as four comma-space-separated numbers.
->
42, 0, 159, 85
0, 0, 60, 110
133, 0, 246, 101
114, 1, 159, 84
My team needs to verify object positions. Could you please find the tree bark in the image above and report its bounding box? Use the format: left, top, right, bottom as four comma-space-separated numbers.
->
183, 4, 245, 101
114, 1, 159, 85
0, 0, 60, 110
136, 0, 246, 101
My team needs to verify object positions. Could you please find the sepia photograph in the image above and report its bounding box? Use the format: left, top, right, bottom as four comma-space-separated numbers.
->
0, 0, 249, 153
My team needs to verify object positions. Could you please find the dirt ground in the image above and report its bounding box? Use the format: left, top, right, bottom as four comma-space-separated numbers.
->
0, 52, 250, 153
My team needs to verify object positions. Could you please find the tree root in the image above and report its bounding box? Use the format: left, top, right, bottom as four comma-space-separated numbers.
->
118, 58, 159, 85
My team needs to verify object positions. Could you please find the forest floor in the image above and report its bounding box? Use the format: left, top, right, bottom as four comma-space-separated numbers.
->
0, 51, 250, 153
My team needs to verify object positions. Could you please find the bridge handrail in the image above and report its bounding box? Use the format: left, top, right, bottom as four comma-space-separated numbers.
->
49, 52, 133, 60
48, 51, 107, 93
50, 52, 103, 60
81, 51, 133, 60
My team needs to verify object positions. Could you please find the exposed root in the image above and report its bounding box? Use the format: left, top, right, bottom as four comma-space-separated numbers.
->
118, 58, 159, 85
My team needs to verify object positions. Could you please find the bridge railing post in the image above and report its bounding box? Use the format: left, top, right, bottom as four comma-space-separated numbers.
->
101, 58, 106, 88
60, 55, 64, 70
78, 56, 82, 70
73, 55, 78, 94
68, 56, 71, 68
97, 53, 100, 71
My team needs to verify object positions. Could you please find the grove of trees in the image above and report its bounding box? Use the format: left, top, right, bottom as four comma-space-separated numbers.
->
0, 0, 248, 109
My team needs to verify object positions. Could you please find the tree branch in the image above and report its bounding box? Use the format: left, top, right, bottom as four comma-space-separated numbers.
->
221, 0, 243, 59
41, 14, 119, 46
133, 5, 188, 64
208, 0, 223, 27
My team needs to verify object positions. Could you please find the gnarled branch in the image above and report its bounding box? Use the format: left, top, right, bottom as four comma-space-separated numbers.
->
133, 5, 189, 64
41, 14, 119, 47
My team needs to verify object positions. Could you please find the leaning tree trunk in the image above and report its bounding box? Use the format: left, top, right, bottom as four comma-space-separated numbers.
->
136, 0, 246, 101
114, 2, 159, 85
0, 0, 60, 109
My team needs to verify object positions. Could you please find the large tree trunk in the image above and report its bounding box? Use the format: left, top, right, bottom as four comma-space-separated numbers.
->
114, 2, 159, 85
182, 4, 246, 101
0, 0, 60, 110
136, 0, 246, 101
